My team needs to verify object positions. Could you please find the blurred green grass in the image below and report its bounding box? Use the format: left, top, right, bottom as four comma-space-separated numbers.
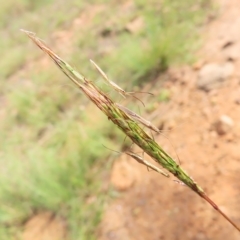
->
0, 0, 212, 239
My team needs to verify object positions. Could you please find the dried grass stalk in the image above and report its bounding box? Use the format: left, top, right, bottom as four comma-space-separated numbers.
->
21, 29, 240, 232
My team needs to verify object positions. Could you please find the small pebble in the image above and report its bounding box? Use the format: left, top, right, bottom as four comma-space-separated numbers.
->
214, 115, 234, 135
197, 63, 234, 91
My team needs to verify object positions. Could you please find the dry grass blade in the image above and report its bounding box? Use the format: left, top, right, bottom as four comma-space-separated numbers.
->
22, 29, 240, 232
126, 152, 169, 177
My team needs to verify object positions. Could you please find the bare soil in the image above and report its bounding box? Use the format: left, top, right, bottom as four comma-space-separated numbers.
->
98, 0, 240, 239
23, 212, 67, 240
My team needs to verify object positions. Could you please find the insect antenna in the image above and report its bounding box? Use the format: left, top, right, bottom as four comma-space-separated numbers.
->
102, 145, 121, 155
127, 91, 154, 96
127, 94, 146, 107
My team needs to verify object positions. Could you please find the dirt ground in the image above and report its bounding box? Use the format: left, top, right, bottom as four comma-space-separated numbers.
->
98, 0, 240, 239
21, 0, 240, 239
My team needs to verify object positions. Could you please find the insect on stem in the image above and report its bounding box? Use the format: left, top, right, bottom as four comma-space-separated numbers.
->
90, 59, 126, 96
102, 145, 169, 177
90, 59, 153, 106
116, 103, 161, 133
125, 152, 169, 177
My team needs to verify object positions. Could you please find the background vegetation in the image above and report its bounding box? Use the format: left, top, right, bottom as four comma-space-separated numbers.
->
0, 0, 212, 239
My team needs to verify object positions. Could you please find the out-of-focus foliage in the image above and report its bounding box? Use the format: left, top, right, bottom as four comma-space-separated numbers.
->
0, 0, 212, 239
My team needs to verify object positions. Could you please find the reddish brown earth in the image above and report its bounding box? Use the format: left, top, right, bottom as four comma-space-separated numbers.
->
23, 212, 67, 240
98, 1, 240, 239
21, 0, 240, 239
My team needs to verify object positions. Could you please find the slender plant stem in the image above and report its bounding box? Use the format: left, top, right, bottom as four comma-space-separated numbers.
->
21, 29, 240, 232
